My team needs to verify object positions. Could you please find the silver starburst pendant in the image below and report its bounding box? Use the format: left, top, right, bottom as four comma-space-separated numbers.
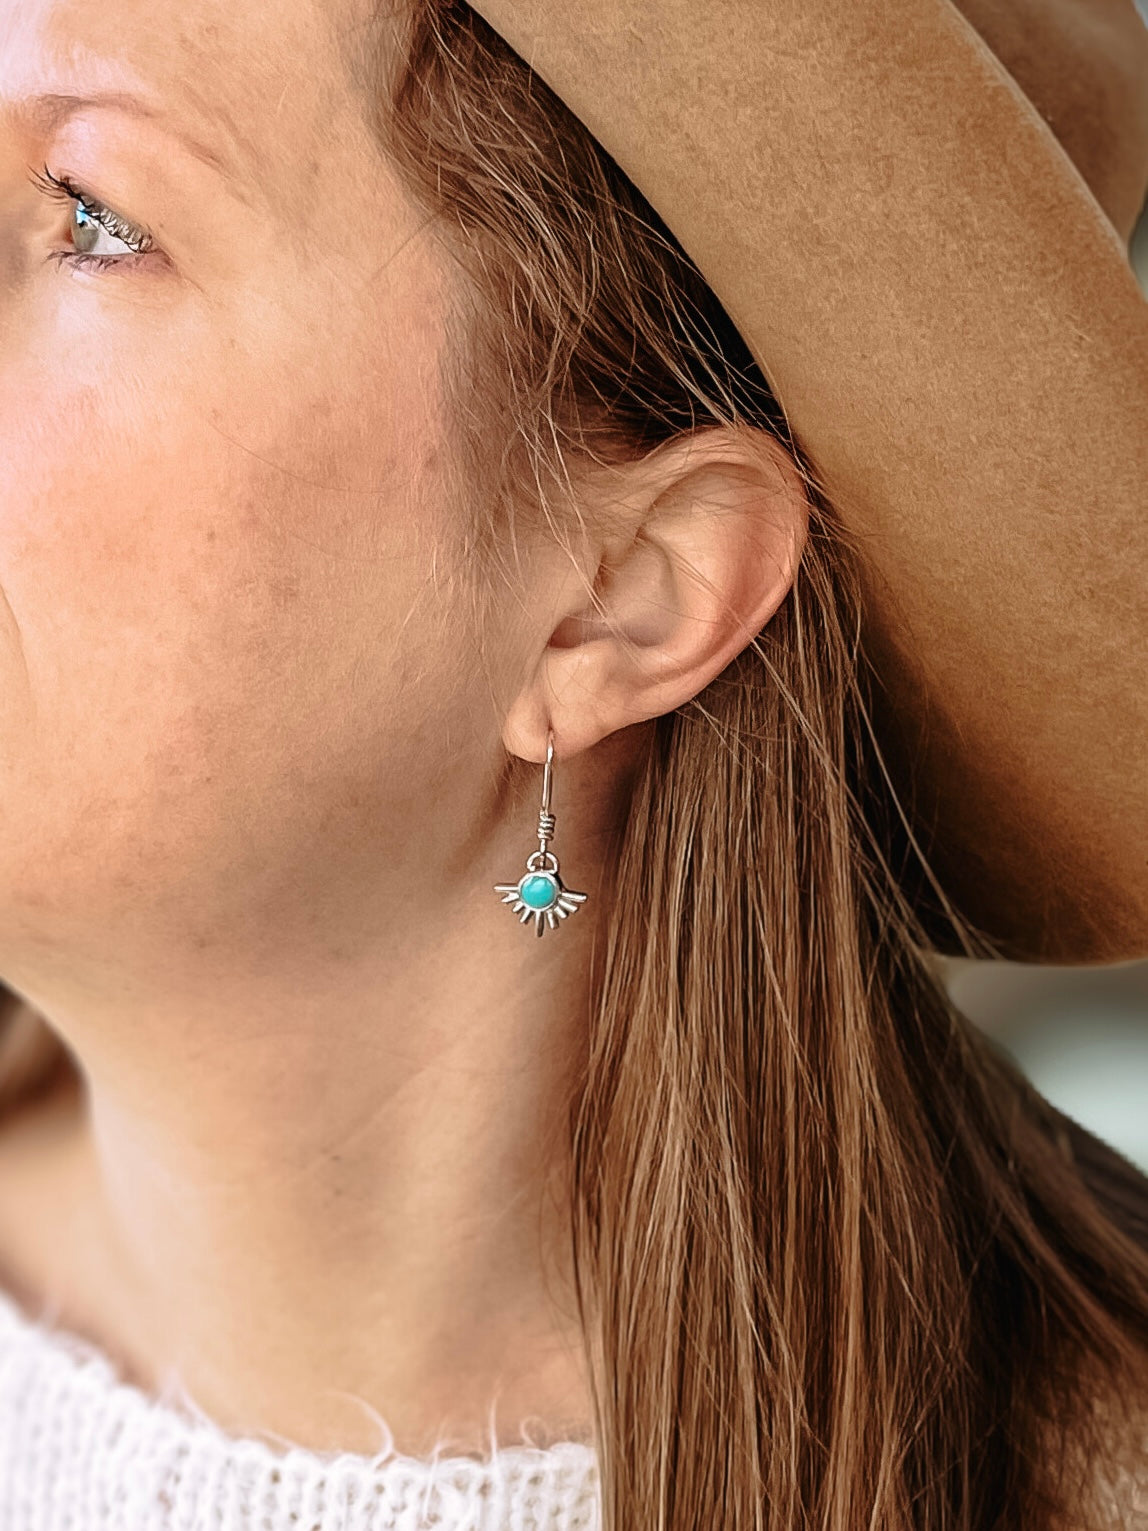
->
495, 854, 588, 938
494, 731, 587, 938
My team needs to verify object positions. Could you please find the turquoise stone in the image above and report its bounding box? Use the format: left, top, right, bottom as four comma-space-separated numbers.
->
520, 873, 559, 910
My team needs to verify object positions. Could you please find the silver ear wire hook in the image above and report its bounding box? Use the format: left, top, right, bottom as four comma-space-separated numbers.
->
494, 727, 588, 937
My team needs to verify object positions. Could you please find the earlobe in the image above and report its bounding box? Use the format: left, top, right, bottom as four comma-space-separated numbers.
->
504, 428, 808, 762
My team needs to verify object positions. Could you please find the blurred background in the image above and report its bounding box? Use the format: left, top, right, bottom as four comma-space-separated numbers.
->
939, 189, 1148, 1173
942, 955, 1148, 1171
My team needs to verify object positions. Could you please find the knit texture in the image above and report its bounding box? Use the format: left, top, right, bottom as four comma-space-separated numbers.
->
0, 1285, 601, 1531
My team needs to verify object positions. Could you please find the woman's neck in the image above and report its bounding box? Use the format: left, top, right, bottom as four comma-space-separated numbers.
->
0, 945, 598, 1458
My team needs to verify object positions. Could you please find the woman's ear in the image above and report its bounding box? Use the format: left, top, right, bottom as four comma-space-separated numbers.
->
504, 427, 809, 761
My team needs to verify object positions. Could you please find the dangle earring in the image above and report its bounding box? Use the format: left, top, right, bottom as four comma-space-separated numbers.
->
494, 728, 588, 937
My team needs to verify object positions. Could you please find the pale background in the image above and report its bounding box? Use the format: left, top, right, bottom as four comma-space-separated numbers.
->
939, 188, 1148, 1172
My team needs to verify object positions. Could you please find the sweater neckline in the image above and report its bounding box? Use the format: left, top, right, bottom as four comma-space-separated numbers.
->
0, 1279, 600, 1529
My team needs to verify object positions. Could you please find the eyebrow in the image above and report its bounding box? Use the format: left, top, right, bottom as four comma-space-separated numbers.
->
14, 89, 243, 185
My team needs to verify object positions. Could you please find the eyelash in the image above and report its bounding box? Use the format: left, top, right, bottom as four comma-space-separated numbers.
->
27, 163, 158, 275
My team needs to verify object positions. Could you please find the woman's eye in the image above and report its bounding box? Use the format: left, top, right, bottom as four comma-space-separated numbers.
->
67, 200, 151, 266
27, 164, 159, 276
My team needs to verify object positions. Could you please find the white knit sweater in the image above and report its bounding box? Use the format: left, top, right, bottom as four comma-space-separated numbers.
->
0, 1285, 601, 1531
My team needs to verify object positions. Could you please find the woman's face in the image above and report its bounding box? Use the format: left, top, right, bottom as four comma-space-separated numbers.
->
0, 0, 495, 982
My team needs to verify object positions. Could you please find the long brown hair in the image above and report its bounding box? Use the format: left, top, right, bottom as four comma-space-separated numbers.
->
3, 2, 1147, 1525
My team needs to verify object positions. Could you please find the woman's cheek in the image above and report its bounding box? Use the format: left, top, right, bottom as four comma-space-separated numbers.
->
0, 216, 462, 937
